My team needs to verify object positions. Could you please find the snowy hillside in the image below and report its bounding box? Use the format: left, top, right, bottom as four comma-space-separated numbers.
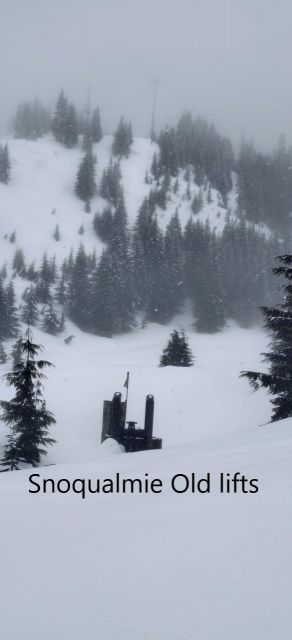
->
0, 133, 242, 271
1, 134, 291, 639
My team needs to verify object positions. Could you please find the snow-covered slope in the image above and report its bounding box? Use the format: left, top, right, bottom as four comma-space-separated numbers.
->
1, 135, 291, 639
1, 404, 291, 640
2, 318, 291, 639
0, 134, 241, 272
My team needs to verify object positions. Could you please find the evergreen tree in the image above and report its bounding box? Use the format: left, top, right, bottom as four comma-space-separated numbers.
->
42, 303, 62, 335
112, 118, 133, 158
191, 190, 203, 214
0, 328, 56, 469
65, 103, 78, 148
93, 207, 114, 243
0, 144, 11, 184
75, 150, 96, 207
0, 279, 7, 341
14, 99, 50, 140
53, 224, 60, 241
12, 248, 26, 277
0, 342, 8, 364
184, 219, 225, 333
21, 286, 39, 325
91, 107, 103, 142
91, 199, 135, 335
68, 244, 91, 330
10, 336, 23, 369
159, 329, 194, 367
164, 212, 185, 318
52, 90, 69, 144
5, 282, 19, 338
132, 197, 170, 323
157, 127, 179, 176
26, 262, 38, 281
241, 255, 292, 421
99, 161, 122, 207
55, 274, 67, 306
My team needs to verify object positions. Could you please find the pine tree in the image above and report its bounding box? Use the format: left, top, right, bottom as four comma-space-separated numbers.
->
14, 99, 50, 140
52, 90, 69, 144
91, 107, 102, 142
99, 161, 122, 207
91, 199, 135, 336
0, 279, 7, 340
93, 207, 114, 243
191, 190, 203, 214
42, 303, 62, 335
0, 342, 8, 364
68, 244, 91, 329
164, 212, 184, 318
0, 144, 11, 184
55, 274, 67, 306
10, 336, 23, 369
112, 118, 133, 158
159, 329, 194, 367
241, 255, 292, 422
65, 103, 78, 148
0, 328, 56, 469
12, 248, 26, 277
5, 281, 19, 338
53, 224, 60, 241
21, 286, 39, 325
75, 151, 96, 207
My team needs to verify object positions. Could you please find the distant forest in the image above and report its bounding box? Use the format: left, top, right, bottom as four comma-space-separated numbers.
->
0, 91, 290, 349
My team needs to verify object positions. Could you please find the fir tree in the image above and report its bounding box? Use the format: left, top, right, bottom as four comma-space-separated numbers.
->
99, 161, 122, 207
241, 255, 292, 421
0, 342, 8, 364
68, 244, 91, 330
65, 103, 78, 148
191, 190, 203, 214
5, 281, 19, 338
53, 224, 60, 241
14, 99, 50, 140
21, 287, 39, 325
42, 303, 62, 335
12, 248, 26, 277
0, 279, 7, 340
52, 90, 69, 144
10, 336, 23, 369
55, 274, 67, 306
159, 329, 194, 367
0, 328, 56, 469
112, 118, 133, 158
75, 151, 96, 207
0, 143, 11, 184
93, 208, 114, 242
91, 107, 103, 142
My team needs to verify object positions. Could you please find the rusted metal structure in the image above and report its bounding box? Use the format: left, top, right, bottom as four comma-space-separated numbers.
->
101, 391, 162, 452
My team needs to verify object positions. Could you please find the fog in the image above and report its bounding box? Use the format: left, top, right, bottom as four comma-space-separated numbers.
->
1, 0, 291, 149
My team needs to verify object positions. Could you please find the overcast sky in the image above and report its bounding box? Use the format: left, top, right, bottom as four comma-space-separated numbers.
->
0, 0, 291, 149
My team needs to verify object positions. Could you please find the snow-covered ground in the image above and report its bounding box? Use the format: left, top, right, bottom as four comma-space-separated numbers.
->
0, 136, 291, 639
1, 320, 292, 639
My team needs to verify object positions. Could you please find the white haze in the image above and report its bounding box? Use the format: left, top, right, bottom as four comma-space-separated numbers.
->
0, 0, 292, 149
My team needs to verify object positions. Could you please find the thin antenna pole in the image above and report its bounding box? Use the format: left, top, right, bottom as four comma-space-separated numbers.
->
150, 79, 158, 144
124, 371, 130, 416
